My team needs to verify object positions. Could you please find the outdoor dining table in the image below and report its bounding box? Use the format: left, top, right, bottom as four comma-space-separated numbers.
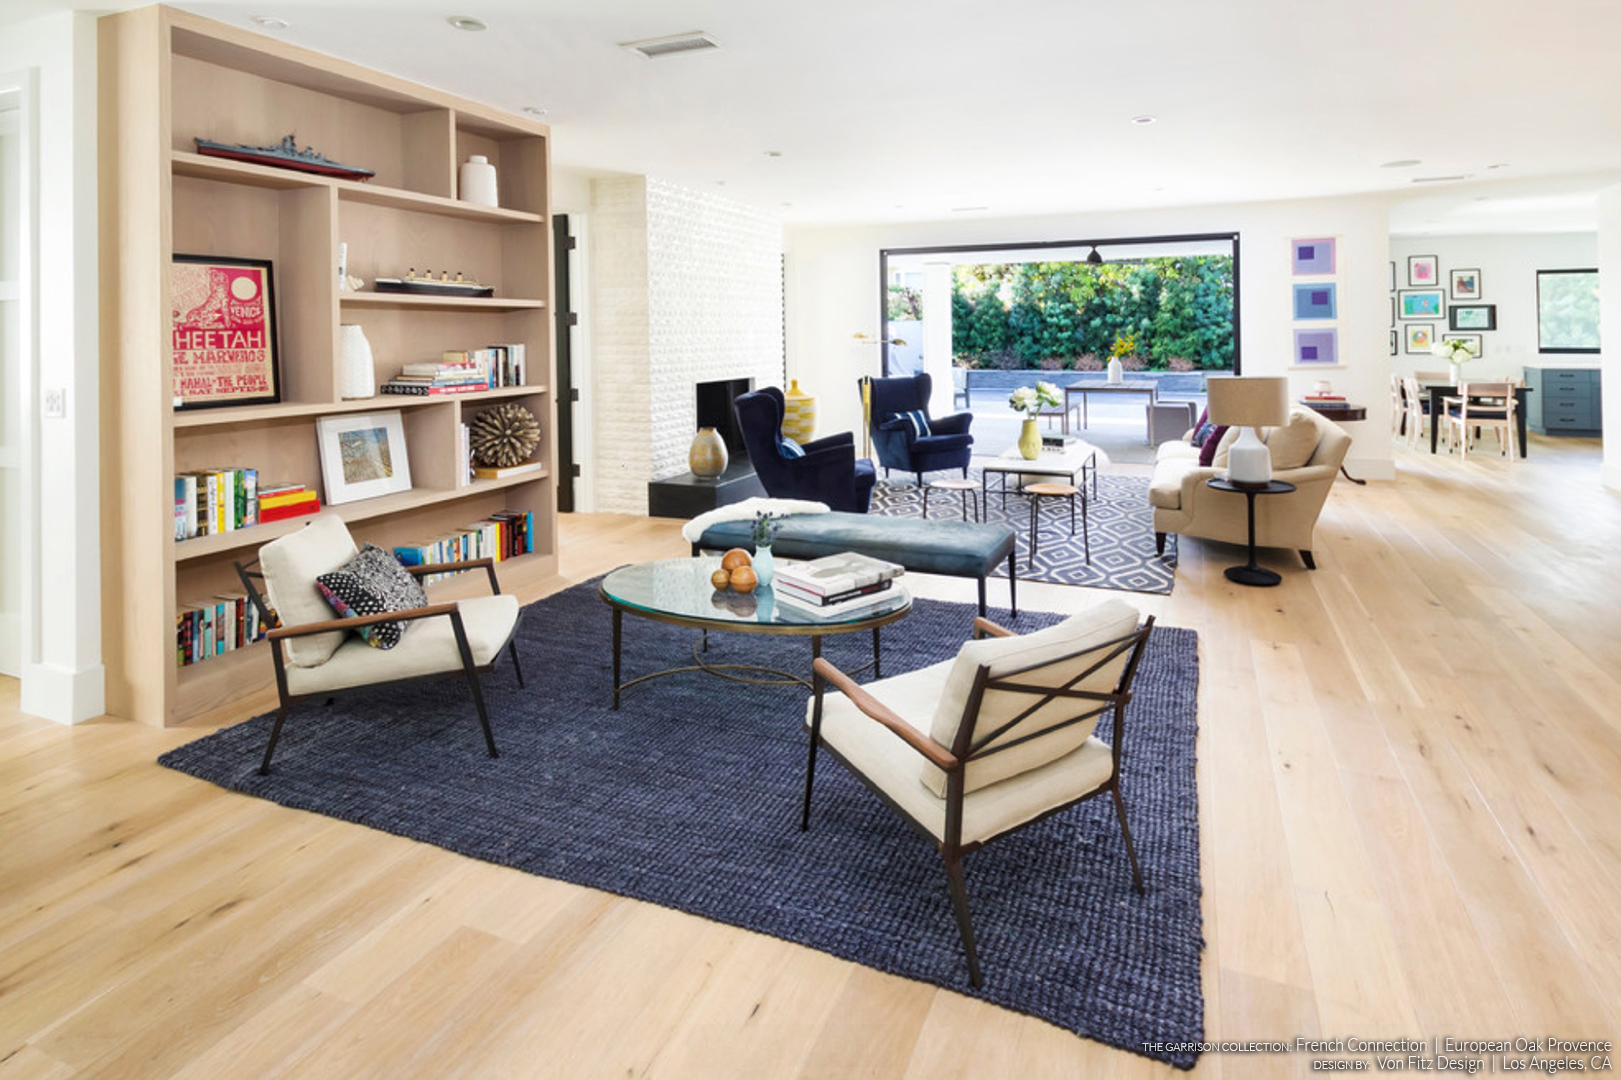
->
1421, 383, 1532, 457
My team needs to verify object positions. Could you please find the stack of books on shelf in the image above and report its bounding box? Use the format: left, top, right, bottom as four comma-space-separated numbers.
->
177, 593, 268, 667
174, 472, 321, 540
379, 345, 526, 396
773, 552, 906, 618
394, 509, 535, 584
1301, 391, 1347, 403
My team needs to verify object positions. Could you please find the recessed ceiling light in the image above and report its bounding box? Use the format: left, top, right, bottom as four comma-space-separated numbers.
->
251, 15, 288, 30
1380, 159, 1421, 168
522, 105, 547, 117
447, 15, 487, 32
764, 151, 783, 158
1131, 115, 1157, 125
715, 180, 726, 186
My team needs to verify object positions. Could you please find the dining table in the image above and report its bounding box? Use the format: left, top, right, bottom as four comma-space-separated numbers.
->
1422, 383, 1532, 458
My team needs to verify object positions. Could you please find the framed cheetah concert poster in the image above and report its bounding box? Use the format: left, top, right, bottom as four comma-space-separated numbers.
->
170, 254, 281, 409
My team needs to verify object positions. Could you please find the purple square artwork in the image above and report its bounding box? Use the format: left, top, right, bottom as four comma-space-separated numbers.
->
1293, 282, 1338, 319
1294, 328, 1338, 365
1292, 236, 1336, 275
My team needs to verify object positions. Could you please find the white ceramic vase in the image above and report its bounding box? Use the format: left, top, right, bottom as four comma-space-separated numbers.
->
1106, 357, 1124, 384
459, 155, 499, 207
337, 324, 376, 399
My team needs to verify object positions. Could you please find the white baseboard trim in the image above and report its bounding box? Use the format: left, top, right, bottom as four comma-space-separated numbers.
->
20, 660, 105, 724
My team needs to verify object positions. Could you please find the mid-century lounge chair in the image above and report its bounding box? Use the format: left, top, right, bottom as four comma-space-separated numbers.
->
236, 513, 524, 774
800, 598, 1154, 986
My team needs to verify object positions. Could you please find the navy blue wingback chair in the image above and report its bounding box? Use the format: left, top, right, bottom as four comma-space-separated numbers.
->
866, 373, 975, 487
734, 387, 877, 513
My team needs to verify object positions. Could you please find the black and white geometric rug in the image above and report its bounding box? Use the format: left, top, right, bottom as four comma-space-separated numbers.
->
159, 584, 1206, 1068
871, 471, 1177, 595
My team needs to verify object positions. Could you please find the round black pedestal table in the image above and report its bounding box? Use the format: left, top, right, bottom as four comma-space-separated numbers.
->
1205, 477, 1297, 587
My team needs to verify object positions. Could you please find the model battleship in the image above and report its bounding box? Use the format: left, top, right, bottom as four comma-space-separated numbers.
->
373, 270, 495, 298
194, 134, 376, 180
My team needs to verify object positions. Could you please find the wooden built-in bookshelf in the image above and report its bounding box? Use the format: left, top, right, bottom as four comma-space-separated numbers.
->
99, 6, 557, 725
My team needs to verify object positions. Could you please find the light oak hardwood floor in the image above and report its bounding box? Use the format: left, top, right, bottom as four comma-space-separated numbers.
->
2, 437, 1618, 1078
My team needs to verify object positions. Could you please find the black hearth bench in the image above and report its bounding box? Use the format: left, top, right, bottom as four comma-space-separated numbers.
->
693, 512, 1018, 617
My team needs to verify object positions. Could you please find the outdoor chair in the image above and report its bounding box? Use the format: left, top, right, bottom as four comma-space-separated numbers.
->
800, 598, 1155, 986
236, 512, 524, 774
865, 373, 975, 487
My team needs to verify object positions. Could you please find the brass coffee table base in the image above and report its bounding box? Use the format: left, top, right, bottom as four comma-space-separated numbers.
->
612, 630, 883, 698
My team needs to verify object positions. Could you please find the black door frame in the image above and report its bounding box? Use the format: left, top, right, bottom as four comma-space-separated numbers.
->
876, 231, 1242, 377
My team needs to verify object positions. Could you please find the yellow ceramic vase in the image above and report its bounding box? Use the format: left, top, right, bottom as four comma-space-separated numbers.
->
782, 379, 817, 443
1018, 417, 1041, 460
689, 427, 728, 479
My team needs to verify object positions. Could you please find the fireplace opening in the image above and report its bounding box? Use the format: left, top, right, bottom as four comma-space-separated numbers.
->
694, 377, 754, 460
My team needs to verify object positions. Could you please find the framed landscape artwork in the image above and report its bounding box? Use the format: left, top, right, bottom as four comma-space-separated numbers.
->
170, 254, 281, 409
316, 411, 414, 505
1407, 254, 1439, 286
1449, 304, 1497, 331
1293, 328, 1339, 365
1399, 289, 1445, 319
1291, 237, 1336, 274
1442, 332, 1484, 357
1449, 268, 1482, 300
1405, 323, 1436, 354
1293, 282, 1338, 320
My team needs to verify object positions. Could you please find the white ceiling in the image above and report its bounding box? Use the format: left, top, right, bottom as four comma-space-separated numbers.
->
11, 0, 1621, 228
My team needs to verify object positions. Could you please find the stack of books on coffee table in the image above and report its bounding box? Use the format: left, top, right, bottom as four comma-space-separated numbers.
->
773, 552, 906, 618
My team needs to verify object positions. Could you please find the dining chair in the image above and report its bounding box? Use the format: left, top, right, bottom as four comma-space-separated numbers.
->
1401, 376, 1428, 448
1442, 381, 1516, 459
1389, 374, 1404, 437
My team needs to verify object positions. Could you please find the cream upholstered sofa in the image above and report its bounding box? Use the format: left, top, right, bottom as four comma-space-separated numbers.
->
1150, 405, 1351, 569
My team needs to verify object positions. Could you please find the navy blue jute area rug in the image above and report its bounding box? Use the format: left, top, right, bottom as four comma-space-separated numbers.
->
160, 581, 1205, 1068
870, 472, 1177, 595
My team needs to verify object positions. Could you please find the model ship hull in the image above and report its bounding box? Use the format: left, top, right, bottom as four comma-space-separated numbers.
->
374, 277, 495, 298
195, 138, 376, 181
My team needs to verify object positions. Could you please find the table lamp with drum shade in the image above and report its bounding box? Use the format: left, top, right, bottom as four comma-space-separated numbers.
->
1206, 376, 1289, 486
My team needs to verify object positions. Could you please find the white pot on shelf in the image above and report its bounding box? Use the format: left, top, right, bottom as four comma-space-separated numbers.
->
337, 324, 376, 399
459, 155, 499, 207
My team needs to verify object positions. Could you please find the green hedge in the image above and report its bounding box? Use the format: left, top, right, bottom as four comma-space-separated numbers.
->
951, 257, 1234, 371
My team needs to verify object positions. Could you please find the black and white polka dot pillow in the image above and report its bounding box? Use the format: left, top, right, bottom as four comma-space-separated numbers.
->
315, 543, 429, 649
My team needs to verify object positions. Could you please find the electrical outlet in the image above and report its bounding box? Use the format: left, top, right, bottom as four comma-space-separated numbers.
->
43, 388, 67, 418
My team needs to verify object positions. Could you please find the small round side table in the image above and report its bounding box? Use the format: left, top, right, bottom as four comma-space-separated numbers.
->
1205, 477, 1296, 587
924, 477, 980, 521
1024, 482, 1088, 568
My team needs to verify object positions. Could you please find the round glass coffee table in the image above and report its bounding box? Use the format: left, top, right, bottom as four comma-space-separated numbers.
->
598, 556, 912, 709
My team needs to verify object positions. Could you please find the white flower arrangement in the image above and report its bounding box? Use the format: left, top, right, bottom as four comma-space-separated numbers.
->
1008, 381, 1062, 417
1439, 338, 1477, 366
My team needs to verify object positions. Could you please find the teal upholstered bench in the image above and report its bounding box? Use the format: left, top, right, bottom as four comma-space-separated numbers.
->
692, 513, 1017, 617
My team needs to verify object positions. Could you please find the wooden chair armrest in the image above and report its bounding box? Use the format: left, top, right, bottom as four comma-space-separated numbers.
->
268, 602, 459, 641
403, 557, 493, 576
403, 557, 503, 594
812, 657, 958, 772
973, 616, 1015, 639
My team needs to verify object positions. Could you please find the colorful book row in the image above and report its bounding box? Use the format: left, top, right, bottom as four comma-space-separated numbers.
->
379, 344, 527, 396
177, 593, 268, 667
394, 510, 534, 585
175, 470, 320, 540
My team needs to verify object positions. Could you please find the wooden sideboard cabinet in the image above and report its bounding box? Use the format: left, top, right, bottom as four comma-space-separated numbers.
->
1523, 365, 1602, 436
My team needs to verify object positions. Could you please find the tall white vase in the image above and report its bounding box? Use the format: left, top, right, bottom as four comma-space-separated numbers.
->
338, 324, 376, 399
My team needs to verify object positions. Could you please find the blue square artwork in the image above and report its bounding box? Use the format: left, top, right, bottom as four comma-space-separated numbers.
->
1292, 236, 1336, 274
1293, 282, 1338, 320
1294, 328, 1338, 365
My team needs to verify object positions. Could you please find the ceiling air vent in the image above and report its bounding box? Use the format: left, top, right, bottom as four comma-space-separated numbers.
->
1411, 175, 1470, 184
621, 31, 721, 59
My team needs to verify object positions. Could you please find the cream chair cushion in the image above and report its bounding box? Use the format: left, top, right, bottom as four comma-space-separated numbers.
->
1263, 409, 1321, 470
808, 668, 1115, 845
259, 513, 358, 667
286, 593, 519, 696
919, 599, 1139, 795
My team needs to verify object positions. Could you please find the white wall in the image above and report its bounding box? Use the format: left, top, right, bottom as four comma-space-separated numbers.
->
786, 193, 1397, 480
0, 13, 103, 724
589, 176, 784, 514
0, 97, 20, 676
1387, 232, 1599, 380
